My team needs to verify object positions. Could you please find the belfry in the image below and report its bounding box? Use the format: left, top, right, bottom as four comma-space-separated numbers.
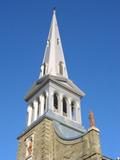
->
17, 10, 111, 160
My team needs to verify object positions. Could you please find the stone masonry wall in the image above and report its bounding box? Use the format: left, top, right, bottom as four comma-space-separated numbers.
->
17, 118, 102, 160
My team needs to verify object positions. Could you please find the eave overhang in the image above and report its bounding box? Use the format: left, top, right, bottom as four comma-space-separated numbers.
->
24, 75, 85, 102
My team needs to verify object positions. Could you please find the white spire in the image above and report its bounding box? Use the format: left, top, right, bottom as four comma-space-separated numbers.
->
39, 9, 68, 79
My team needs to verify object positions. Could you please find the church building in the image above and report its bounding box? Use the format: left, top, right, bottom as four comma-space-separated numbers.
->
17, 10, 112, 160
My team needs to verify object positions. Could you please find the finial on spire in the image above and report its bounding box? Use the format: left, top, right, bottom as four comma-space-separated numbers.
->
53, 7, 56, 14
89, 111, 95, 127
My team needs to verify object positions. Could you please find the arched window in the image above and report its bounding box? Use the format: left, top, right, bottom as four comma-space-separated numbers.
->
63, 97, 67, 117
59, 61, 64, 75
54, 93, 58, 112
71, 101, 76, 121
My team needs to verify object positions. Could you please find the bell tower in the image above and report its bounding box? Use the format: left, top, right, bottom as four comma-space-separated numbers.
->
25, 9, 85, 131
17, 9, 103, 160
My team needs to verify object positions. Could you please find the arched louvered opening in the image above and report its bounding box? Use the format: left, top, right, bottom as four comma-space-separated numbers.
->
54, 93, 58, 112
43, 93, 47, 112
71, 101, 76, 121
63, 97, 67, 117
59, 61, 64, 75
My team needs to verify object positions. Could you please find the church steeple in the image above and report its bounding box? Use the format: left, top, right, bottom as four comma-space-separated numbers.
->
24, 10, 85, 134
40, 9, 68, 78
17, 10, 108, 160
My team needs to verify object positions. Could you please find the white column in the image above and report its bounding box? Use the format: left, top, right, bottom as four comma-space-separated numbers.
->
50, 92, 54, 111
45, 91, 48, 112
59, 95, 63, 116
79, 102, 82, 124
45, 63, 48, 74
67, 99, 72, 120
38, 96, 41, 117
76, 102, 81, 123
40, 95, 45, 116
27, 105, 32, 126
40, 65, 44, 77
33, 100, 38, 121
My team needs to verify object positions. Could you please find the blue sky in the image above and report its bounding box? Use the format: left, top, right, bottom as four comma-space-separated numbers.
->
0, 0, 120, 159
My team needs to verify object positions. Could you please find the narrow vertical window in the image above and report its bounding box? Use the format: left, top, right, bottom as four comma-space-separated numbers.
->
43, 93, 46, 112
57, 38, 59, 45
71, 101, 76, 121
59, 61, 64, 75
25, 135, 34, 159
37, 98, 40, 117
54, 93, 58, 112
63, 97, 67, 117
43, 63, 46, 75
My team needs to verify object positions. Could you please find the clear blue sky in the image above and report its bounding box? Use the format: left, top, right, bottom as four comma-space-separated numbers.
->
0, 0, 120, 159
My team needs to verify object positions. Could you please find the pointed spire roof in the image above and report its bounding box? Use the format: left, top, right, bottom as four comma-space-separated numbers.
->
39, 9, 68, 79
